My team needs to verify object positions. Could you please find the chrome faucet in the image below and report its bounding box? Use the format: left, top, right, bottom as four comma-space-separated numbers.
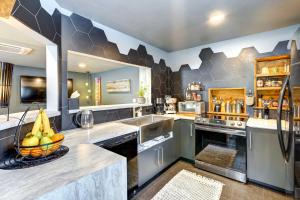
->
133, 107, 142, 118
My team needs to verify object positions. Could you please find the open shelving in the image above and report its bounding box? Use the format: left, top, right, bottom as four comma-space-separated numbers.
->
208, 88, 248, 117
254, 54, 291, 111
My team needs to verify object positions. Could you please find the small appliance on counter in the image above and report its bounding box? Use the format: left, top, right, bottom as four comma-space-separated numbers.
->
164, 96, 177, 114
155, 98, 165, 115
75, 110, 94, 129
178, 101, 205, 114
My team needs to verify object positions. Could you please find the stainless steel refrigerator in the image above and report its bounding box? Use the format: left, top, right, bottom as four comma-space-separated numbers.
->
278, 40, 300, 198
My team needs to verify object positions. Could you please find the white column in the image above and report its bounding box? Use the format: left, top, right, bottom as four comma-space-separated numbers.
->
46, 45, 58, 111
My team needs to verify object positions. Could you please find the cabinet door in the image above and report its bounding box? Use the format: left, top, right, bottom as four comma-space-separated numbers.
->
138, 146, 160, 186
247, 127, 294, 191
180, 119, 195, 161
173, 120, 181, 159
161, 137, 176, 169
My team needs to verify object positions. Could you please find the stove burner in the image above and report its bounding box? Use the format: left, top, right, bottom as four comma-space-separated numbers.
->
0, 146, 69, 170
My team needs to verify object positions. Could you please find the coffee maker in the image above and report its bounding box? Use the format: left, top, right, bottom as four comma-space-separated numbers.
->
164, 96, 177, 114
155, 98, 165, 115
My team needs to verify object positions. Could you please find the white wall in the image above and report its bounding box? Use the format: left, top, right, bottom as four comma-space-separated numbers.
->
168, 24, 300, 71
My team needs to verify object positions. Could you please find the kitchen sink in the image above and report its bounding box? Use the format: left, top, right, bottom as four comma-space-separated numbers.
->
121, 115, 174, 144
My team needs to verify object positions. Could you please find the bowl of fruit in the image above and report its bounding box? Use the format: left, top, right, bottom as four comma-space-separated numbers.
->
16, 109, 64, 158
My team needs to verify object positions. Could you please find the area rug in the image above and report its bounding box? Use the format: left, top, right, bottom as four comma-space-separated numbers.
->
196, 144, 237, 168
151, 169, 224, 200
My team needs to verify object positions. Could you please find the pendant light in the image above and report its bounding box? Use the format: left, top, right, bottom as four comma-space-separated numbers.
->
0, 62, 13, 121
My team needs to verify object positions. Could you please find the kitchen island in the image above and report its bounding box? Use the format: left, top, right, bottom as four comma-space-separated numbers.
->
0, 122, 139, 200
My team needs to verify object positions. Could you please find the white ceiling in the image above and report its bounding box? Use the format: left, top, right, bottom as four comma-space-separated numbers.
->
0, 18, 47, 68
68, 51, 141, 73
55, 0, 300, 51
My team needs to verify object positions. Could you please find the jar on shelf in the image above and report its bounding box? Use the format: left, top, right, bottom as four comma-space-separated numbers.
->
265, 79, 272, 87
257, 79, 264, 87
261, 66, 269, 75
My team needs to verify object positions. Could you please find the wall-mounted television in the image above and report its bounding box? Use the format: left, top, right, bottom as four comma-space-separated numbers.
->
20, 76, 73, 103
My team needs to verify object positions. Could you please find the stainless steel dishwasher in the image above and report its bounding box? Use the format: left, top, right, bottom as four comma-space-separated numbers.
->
94, 132, 138, 197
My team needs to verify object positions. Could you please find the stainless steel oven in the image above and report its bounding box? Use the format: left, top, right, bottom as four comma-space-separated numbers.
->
194, 115, 247, 182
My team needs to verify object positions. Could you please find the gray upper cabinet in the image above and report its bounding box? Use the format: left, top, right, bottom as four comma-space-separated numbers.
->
247, 127, 294, 192
180, 119, 195, 161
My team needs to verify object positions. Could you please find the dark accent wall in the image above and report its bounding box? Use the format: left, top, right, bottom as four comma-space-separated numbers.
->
60, 13, 171, 129
10, 1, 172, 131
171, 41, 291, 115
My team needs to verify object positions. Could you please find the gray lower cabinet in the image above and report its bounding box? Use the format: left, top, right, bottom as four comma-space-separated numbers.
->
138, 137, 177, 186
180, 119, 195, 161
138, 145, 160, 186
247, 127, 294, 191
173, 120, 181, 159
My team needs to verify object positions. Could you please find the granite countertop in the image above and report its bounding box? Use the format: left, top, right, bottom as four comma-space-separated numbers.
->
0, 121, 139, 200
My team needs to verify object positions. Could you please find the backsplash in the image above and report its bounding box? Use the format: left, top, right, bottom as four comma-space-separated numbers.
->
171, 41, 291, 116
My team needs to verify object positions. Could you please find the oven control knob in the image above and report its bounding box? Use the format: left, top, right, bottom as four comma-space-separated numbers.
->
237, 122, 242, 126
230, 122, 235, 126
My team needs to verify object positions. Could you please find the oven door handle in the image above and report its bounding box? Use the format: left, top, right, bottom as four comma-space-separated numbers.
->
195, 125, 246, 136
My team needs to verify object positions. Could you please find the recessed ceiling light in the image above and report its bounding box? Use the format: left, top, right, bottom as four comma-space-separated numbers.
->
78, 63, 86, 68
208, 11, 226, 26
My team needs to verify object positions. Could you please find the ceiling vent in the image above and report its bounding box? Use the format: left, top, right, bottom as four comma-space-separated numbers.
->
0, 42, 32, 55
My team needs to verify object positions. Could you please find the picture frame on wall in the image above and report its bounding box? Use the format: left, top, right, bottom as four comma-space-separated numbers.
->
106, 79, 131, 93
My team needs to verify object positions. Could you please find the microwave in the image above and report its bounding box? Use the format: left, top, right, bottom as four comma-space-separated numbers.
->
178, 101, 205, 114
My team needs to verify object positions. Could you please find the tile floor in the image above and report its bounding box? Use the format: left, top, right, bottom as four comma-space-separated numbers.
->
132, 161, 293, 200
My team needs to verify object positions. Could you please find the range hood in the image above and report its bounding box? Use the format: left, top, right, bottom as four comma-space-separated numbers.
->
0, 42, 32, 55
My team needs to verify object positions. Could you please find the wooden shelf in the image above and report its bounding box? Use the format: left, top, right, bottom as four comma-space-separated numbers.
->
256, 87, 282, 91
295, 117, 300, 121
207, 111, 249, 117
256, 54, 290, 62
254, 54, 291, 118
256, 73, 289, 78
254, 107, 288, 111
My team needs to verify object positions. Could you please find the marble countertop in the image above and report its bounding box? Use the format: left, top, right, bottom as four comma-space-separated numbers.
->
163, 113, 196, 121
0, 121, 139, 200
246, 118, 291, 131
0, 110, 61, 132
69, 103, 152, 114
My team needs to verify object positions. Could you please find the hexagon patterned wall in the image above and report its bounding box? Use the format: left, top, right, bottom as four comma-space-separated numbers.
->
11, 0, 172, 130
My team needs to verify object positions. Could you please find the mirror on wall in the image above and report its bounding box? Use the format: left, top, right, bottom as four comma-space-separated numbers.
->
0, 18, 58, 116
67, 51, 151, 108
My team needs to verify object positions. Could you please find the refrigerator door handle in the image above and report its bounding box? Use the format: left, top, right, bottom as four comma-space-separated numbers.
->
277, 76, 289, 162
277, 75, 293, 163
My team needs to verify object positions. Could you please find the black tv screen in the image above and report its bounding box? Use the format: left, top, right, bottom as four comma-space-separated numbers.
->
20, 76, 74, 103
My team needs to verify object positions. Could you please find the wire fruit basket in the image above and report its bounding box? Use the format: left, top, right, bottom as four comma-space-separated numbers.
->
14, 104, 65, 159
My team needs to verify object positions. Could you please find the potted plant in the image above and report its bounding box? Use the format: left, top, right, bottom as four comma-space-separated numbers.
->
137, 85, 147, 104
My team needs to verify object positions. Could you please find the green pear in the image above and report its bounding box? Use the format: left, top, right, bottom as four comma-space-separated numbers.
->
22, 136, 39, 147
40, 137, 53, 150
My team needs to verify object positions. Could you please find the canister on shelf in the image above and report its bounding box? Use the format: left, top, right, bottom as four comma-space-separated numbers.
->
258, 97, 263, 107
